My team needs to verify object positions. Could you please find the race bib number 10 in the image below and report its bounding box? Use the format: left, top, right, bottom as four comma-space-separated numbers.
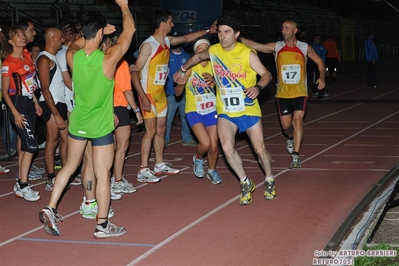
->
281, 64, 300, 84
220, 86, 245, 113
195, 93, 216, 115
153, 64, 168, 85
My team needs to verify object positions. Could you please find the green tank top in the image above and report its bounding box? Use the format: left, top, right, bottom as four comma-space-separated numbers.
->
69, 49, 114, 138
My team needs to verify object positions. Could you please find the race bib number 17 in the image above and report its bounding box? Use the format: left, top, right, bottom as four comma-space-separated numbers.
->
281, 64, 300, 84
153, 64, 168, 85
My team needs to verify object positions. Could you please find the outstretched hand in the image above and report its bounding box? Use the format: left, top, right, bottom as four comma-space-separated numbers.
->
115, 0, 128, 7
208, 19, 218, 34
104, 24, 116, 35
173, 71, 186, 85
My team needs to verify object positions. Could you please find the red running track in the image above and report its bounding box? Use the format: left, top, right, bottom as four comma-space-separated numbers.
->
0, 59, 398, 265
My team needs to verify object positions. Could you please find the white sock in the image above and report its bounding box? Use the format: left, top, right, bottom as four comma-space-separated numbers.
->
155, 162, 164, 168
265, 175, 274, 182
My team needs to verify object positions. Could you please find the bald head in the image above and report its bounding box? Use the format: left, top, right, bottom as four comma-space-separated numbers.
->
284, 20, 297, 29
281, 20, 298, 41
44, 27, 64, 54
45, 27, 60, 40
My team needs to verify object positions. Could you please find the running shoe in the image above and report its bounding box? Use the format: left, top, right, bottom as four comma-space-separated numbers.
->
93, 221, 126, 239
193, 155, 205, 178
154, 162, 179, 176
80, 201, 114, 219
39, 207, 63, 236
207, 170, 222, 184
320, 91, 329, 97
137, 168, 161, 183
110, 185, 123, 200
28, 171, 43, 181
264, 180, 276, 200
291, 153, 302, 168
31, 164, 46, 175
0, 166, 10, 174
182, 139, 197, 147
70, 175, 82, 186
15, 170, 42, 181
111, 176, 137, 193
38, 141, 46, 149
14, 182, 40, 201
286, 139, 294, 154
54, 159, 62, 170
45, 178, 55, 191
239, 178, 255, 205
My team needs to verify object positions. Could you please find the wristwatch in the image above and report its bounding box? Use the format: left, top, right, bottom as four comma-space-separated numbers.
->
255, 84, 262, 91
133, 107, 141, 113
205, 27, 210, 34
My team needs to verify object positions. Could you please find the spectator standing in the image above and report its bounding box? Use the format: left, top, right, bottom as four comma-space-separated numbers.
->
323, 31, 340, 85
311, 34, 328, 97
364, 30, 378, 89
164, 31, 196, 148
28, 44, 41, 63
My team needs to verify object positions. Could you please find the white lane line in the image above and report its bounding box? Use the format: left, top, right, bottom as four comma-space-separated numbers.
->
127, 110, 399, 265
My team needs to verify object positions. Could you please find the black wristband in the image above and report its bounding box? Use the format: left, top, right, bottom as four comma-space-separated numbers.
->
255, 84, 262, 91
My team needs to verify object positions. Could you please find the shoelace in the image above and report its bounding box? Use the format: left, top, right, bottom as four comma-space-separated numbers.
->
55, 213, 64, 222
162, 162, 174, 168
24, 186, 38, 195
143, 168, 157, 176
195, 159, 204, 166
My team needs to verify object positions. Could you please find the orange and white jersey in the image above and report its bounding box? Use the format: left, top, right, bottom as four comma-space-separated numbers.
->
139, 36, 170, 96
275, 40, 308, 98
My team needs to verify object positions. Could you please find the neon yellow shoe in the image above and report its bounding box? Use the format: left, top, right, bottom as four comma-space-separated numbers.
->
264, 180, 276, 200
240, 178, 255, 205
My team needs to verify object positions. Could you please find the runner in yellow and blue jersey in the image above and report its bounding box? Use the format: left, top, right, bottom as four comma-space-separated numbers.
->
175, 38, 222, 184
174, 16, 275, 205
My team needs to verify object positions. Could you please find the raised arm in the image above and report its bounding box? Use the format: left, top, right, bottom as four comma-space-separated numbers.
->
169, 20, 217, 47
66, 36, 86, 72
103, 0, 135, 78
241, 37, 276, 54
173, 50, 210, 84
